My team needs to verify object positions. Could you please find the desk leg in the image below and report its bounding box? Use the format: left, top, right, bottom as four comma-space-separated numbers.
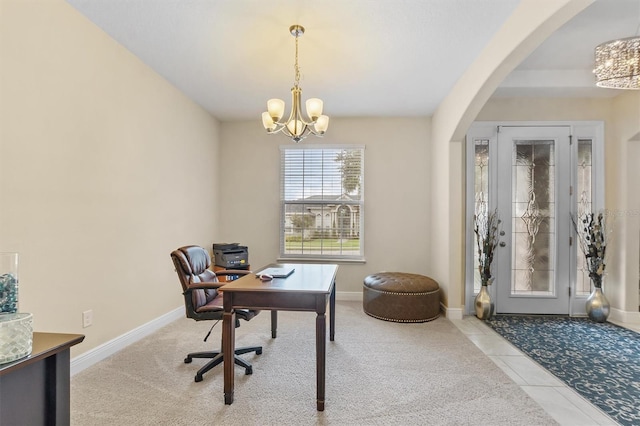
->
223, 303, 235, 405
271, 310, 278, 338
316, 307, 326, 411
330, 281, 336, 341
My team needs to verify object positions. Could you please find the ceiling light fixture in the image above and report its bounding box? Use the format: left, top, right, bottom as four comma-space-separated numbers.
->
593, 35, 640, 90
261, 25, 329, 143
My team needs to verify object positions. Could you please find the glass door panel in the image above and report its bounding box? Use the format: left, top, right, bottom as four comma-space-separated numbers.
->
473, 140, 490, 294
576, 139, 593, 296
512, 140, 555, 296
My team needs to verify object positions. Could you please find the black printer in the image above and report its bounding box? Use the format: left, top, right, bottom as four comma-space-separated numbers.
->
212, 243, 249, 269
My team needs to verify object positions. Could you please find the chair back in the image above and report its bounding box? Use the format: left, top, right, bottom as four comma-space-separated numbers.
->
171, 246, 219, 317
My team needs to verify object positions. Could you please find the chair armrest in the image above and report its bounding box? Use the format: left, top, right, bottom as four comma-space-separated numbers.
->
185, 281, 224, 291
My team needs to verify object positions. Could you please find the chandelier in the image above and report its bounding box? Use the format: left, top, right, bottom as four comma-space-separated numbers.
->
261, 25, 329, 143
593, 36, 640, 90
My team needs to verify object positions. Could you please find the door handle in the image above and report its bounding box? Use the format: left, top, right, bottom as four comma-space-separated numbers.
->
499, 242, 506, 247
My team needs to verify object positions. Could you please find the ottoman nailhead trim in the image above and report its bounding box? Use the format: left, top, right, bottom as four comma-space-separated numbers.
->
364, 312, 440, 323
365, 288, 440, 296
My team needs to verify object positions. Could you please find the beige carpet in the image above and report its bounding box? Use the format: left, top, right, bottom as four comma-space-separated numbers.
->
71, 301, 557, 425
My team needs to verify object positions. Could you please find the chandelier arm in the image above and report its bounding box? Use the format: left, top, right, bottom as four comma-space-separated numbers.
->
286, 86, 301, 126
283, 116, 317, 126
266, 121, 312, 143
279, 86, 316, 130
272, 117, 316, 127
281, 123, 311, 143
267, 123, 287, 134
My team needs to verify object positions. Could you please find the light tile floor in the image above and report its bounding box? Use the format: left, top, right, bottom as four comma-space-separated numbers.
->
450, 316, 619, 426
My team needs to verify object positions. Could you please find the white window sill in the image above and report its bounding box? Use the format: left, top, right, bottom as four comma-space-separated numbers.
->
277, 257, 366, 264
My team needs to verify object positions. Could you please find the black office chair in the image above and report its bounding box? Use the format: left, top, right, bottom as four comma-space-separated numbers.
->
170, 245, 262, 382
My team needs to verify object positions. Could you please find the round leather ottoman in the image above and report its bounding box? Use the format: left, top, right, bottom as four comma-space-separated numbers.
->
363, 272, 441, 322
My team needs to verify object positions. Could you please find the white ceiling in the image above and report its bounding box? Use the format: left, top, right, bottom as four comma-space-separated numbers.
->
65, 0, 640, 121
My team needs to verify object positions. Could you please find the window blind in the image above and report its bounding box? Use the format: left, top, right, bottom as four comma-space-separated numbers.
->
279, 145, 365, 260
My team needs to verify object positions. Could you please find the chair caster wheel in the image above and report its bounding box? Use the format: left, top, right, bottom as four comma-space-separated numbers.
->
245, 367, 252, 375
256, 349, 263, 355
195, 374, 203, 382
184, 357, 192, 364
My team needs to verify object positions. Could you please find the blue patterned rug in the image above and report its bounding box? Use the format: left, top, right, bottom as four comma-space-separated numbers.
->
486, 315, 640, 426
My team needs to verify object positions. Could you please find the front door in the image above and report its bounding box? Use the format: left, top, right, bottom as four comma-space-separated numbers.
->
495, 126, 571, 314
465, 122, 604, 316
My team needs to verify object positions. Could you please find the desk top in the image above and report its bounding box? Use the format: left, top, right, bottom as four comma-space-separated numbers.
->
221, 263, 338, 294
0, 332, 84, 376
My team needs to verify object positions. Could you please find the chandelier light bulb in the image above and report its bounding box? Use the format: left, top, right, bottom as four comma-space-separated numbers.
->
267, 99, 285, 122
286, 119, 304, 137
305, 98, 323, 120
314, 115, 329, 134
262, 112, 276, 131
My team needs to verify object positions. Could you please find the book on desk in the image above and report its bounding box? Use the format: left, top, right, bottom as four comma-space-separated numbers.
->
256, 266, 295, 278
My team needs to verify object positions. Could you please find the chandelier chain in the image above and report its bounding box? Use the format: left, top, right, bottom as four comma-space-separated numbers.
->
294, 33, 301, 88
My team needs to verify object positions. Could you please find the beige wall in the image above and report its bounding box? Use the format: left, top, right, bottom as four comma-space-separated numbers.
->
610, 91, 640, 314
218, 118, 432, 294
475, 95, 640, 317
0, 0, 220, 355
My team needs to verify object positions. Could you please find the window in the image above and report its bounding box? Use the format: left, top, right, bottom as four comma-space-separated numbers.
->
473, 138, 490, 294
280, 145, 364, 261
576, 138, 593, 296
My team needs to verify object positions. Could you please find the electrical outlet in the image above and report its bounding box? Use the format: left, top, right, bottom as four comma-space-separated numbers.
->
82, 309, 93, 328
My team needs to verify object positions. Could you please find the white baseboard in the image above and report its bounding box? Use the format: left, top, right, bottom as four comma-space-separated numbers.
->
609, 307, 640, 324
443, 304, 463, 320
70, 307, 184, 376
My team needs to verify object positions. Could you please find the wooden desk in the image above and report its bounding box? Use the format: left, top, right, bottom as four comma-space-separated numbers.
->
0, 332, 84, 425
222, 263, 337, 411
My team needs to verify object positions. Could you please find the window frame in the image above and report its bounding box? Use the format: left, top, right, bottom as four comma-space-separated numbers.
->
279, 144, 365, 262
